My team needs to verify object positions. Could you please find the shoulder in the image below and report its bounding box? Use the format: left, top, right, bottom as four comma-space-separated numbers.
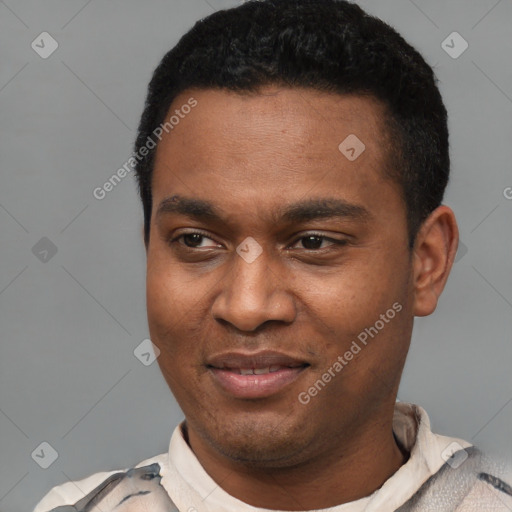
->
465, 463, 512, 510
398, 446, 512, 511
32, 453, 169, 512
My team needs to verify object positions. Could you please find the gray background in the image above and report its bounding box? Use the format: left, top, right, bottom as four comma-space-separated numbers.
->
0, 0, 511, 510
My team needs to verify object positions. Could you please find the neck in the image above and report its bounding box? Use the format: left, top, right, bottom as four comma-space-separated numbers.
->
185, 414, 408, 510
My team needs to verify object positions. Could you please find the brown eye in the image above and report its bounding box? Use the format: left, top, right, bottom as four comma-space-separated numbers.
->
290, 233, 347, 250
300, 235, 325, 250
173, 231, 221, 249
182, 233, 205, 247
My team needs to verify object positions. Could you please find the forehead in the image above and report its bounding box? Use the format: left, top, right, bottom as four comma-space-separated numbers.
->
158, 86, 389, 155
151, 86, 400, 221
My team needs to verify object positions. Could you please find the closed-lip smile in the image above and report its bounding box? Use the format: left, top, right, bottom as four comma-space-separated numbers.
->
206, 350, 310, 399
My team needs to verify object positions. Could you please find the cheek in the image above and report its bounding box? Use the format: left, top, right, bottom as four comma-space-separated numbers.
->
146, 254, 197, 329
146, 268, 191, 369
146, 262, 213, 379
308, 260, 403, 322
300, 252, 410, 360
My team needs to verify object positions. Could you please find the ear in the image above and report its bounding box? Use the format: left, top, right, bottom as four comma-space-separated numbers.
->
412, 205, 459, 317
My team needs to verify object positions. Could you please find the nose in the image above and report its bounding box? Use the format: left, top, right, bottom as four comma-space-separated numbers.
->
211, 246, 296, 332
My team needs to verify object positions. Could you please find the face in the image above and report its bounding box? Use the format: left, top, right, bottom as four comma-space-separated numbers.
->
146, 87, 416, 469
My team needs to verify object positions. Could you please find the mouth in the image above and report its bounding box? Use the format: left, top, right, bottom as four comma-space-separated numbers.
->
206, 350, 310, 399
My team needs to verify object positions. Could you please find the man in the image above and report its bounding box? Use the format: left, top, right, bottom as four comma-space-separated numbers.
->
34, 0, 512, 510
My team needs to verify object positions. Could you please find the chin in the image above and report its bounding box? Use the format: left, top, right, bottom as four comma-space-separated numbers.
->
196, 412, 313, 469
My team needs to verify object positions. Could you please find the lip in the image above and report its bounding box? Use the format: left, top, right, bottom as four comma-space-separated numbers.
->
206, 350, 309, 399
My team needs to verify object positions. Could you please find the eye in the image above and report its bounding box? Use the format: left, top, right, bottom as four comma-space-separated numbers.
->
290, 233, 348, 250
170, 231, 348, 252
174, 231, 221, 249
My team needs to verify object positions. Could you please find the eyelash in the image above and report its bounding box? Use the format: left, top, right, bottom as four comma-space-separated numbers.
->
169, 230, 348, 251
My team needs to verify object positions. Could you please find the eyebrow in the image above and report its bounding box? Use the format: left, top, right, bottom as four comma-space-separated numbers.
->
156, 194, 371, 225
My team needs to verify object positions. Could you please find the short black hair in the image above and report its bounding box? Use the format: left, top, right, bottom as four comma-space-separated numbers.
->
134, 0, 449, 248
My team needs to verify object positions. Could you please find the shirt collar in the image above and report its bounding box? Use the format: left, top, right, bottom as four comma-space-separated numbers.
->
163, 402, 472, 511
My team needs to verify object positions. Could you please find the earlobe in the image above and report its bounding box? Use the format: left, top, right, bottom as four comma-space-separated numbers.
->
412, 206, 459, 317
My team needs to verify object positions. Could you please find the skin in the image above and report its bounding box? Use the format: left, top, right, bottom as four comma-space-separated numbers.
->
145, 86, 459, 510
